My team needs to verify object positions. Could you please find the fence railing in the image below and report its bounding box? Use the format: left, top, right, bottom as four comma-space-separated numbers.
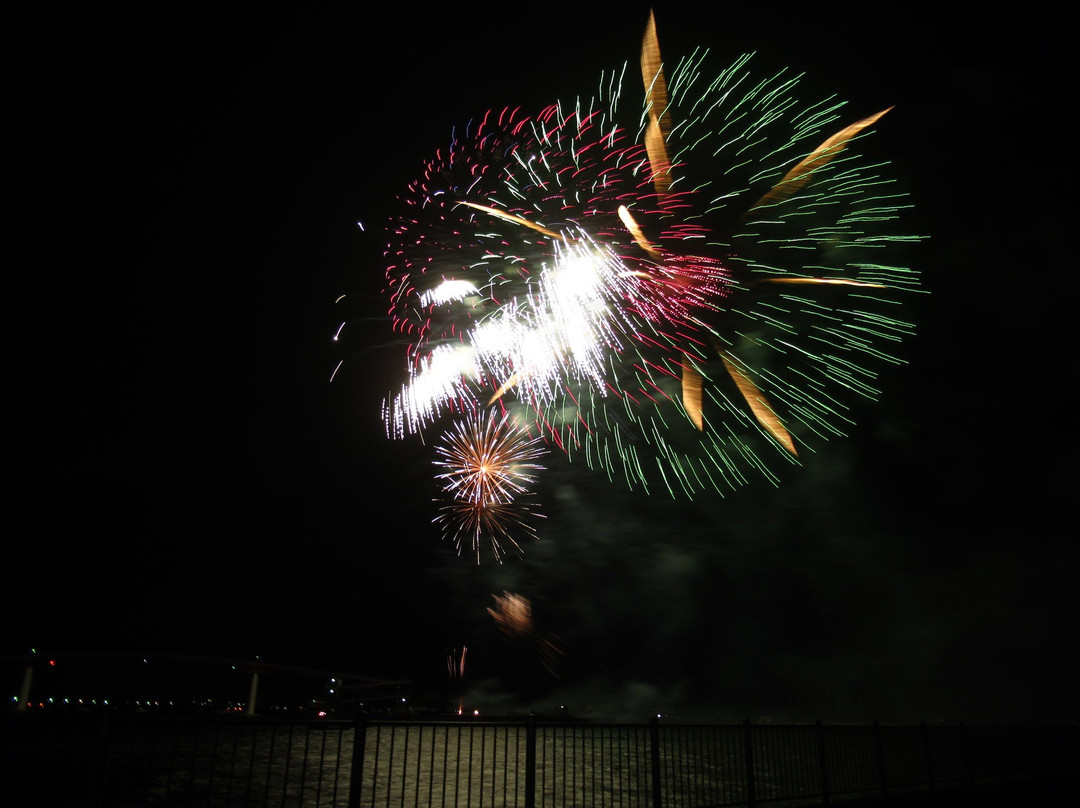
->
2, 713, 1076, 807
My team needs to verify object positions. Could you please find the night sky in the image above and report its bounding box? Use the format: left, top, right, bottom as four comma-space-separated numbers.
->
12, 3, 1076, 723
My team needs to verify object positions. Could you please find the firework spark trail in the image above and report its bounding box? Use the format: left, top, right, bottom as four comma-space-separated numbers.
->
447, 646, 468, 714
447, 646, 467, 680
379, 12, 921, 552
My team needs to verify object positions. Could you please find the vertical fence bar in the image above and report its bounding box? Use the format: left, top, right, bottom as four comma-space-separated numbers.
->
961, 723, 974, 785
413, 725, 422, 808
649, 717, 662, 808
348, 715, 367, 808
873, 721, 887, 798
742, 719, 757, 808
298, 724, 310, 803
403, 724, 414, 808
525, 714, 537, 808
816, 720, 830, 806
920, 722, 935, 792
280, 722, 294, 805
332, 723, 344, 806
225, 721, 239, 804
428, 724, 436, 807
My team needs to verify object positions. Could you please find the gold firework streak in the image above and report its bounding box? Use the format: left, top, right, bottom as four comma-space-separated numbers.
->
682, 362, 705, 431
487, 372, 521, 405
618, 205, 660, 257
721, 353, 797, 456
458, 201, 566, 241
749, 107, 893, 211
760, 277, 886, 288
641, 10, 672, 198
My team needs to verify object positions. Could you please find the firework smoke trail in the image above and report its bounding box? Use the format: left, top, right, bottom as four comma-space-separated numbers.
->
488, 592, 565, 676
433, 411, 547, 563
487, 592, 534, 639
381, 12, 920, 551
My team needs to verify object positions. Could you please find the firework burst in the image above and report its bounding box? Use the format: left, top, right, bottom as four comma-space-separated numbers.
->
380, 12, 921, 551
433, 411, 547, 563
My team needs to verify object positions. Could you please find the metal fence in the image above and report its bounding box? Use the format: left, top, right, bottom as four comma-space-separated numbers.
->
2, 713, 1076, 807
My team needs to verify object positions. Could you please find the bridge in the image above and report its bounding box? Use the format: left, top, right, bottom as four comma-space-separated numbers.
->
2, 651, 410, 715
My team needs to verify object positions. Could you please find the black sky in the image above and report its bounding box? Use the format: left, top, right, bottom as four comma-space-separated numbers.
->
11, 3, 1077, 722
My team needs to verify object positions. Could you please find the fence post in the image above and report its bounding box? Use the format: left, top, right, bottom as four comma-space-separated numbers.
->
815, 720, 830, 806
650, 716, 662, 808
960, 723, 974, 785
920, 721, 936, 791
742, 719, 757, 808
525, 714, 537, 808
872, 721, 888, 798
347, 714, 367, 808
